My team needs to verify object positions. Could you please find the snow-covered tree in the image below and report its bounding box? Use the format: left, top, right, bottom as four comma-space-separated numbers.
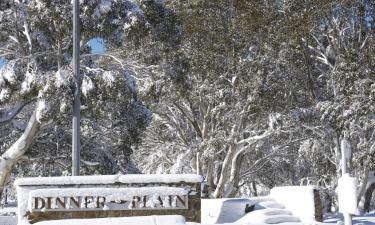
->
131, 0, 333, 198
0, 0, 171, 198
308, 1, 375, 209
130, 0, 375, 203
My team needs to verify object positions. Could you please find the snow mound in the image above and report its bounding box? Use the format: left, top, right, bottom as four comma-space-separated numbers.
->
270, 186, 316, 224
201, 198, 275, 224
258, 208, 292, 216
256, 201, 285, 209
262, 215, 301, 224
235, 209, 300, 224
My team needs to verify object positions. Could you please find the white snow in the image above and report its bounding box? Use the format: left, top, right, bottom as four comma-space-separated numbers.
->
2, 62, 16, 84
28, 186, 187, 200
337, 174, 359, 215
82, 76, 94, 97
235, 208, 300, 224
0, 216, 17, 225
15, 174, 202, 186
54, 70, 69, 87
98, 0, 112, 14
15, 174, 120, 186
324, 211, 375, 225
0, 88, 10, 102
201, 197, 272, 224
255, 201, 285, 210
117, 174, 203, 184
35, 100, 48, 123
93, 0, 113, 17
21, 68, 35, 94
103, 71, 115, 86
270, 186, 316, 224
20, 215, 186, 225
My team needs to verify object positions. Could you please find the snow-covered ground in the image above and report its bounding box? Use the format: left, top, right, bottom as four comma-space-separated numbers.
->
1, 208, 375, 225
324, 211, 375, 225
25, 215, 186, 225
1, 185, 374, 225
0, 204, 17, 225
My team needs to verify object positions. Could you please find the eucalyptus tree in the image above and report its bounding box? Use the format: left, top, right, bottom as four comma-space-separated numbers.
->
131, 0, 339, 198
0, 0, 170, 197
306, 1, 375, 209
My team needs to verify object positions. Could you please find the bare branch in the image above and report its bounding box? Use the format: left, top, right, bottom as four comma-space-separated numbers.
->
0, 98, 36, 125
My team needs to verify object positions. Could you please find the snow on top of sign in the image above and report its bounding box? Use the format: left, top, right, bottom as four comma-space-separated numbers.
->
118, 174, 203, 184
15, 175, 121, 186
15, 174, 202, 186
24, 215, 186, 225
29, 187, 188, 198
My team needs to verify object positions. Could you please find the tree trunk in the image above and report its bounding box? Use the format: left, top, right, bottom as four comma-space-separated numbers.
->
252, 181, 258, 197
363, 182, 375, 213
0, 109, 39, 193
206, 159, 214, 195
213, 144, 235, 198
357, 168, 369, 206
225, 152, 245, 197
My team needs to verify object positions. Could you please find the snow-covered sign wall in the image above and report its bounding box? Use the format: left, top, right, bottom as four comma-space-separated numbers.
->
15, 174, 202, 224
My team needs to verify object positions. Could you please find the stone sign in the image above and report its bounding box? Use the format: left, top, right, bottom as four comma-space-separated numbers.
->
15, 174, 202, 224
30, 188, 189, 212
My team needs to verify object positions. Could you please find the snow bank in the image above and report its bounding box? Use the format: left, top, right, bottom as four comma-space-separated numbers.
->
19, 215, 186, 225
270, 186, 316, 224
201, 197, 271, 224
255, 201, 285, 210
235, 208, 300, 224
15, 174, 202, 186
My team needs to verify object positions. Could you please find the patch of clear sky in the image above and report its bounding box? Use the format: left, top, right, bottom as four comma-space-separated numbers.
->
0, 38, 105, 68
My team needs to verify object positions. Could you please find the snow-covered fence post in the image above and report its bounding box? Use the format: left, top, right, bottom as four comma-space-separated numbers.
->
339, 138, 353, 225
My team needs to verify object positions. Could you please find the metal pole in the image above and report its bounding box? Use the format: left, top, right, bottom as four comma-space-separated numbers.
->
341, 139, 352, 225
72, 0, 80, 176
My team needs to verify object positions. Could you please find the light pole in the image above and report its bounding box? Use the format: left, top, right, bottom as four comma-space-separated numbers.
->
72, 0, 81, 176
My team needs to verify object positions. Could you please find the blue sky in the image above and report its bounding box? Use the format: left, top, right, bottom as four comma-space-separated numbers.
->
89, 38, 105, 54
0, 38, 105, 69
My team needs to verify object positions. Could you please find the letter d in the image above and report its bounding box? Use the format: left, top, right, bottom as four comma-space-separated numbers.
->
33, 197, 46, 210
